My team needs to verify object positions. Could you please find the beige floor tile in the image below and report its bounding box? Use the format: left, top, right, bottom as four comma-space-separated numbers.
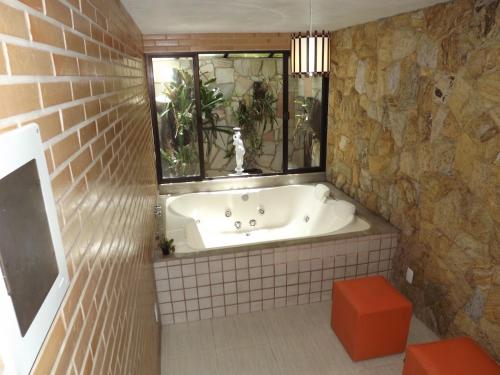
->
216, 345, 279, 375
166, 350, 218, 375
212, 313, 269, 350
161, 301, 439, 375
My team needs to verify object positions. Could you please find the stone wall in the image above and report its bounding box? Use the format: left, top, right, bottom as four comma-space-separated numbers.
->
327, 0, 499, 359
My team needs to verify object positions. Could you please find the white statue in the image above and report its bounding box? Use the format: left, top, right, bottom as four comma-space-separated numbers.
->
233, 127, 245, 175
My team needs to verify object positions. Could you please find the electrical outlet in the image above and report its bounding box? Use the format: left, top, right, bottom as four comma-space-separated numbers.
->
406, 267, 414, 284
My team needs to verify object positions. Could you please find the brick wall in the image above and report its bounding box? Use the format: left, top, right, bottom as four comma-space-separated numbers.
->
143, 33, 291, 53
0, 0, 160, 374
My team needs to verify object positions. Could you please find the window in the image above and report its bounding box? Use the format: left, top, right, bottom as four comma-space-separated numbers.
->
147, 51, 328, 183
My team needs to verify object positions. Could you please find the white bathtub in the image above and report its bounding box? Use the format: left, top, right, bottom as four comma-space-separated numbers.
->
164, 184, 370, 253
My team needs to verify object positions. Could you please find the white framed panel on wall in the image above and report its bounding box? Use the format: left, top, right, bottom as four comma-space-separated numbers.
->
0, 124, 69, 375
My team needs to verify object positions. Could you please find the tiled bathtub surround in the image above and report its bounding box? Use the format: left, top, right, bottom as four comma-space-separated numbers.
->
154, 234, 398, 324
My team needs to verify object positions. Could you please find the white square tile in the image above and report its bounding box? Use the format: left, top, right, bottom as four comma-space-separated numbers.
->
286, 296, 298, 306
369, 251, 380, 262
286, 273, 299, 285
156, 279, 170, 292
209, 260, 222, 273
299, 272, 311, 283
154, 267, 168, 280
322, 280, 332, 291
287, 261, 299, 273
368, 262, 379, 273
169, 278, 183, 290
236, 269, 249, 281
200, 308, 213, 320
181, 258, 194, 264
262, 288, 274, 300
311, 258, 322, 271
195, 256, 208, 263
159, 302, 172, 314
275, 263, 286, 275
236, 257, 248, 269
323, 256, 334, 268
346, 265, 356, 278
369, 238, 381, 251
357, 263, 368, 275
173, 301, 186, 313
298, 248, 311, 260
182, 264, 195, 276
250, 278, 262, 290
322, 269, 334, 280
321, 291, 332, 301
237, 291, 250, 303
286, 248, 298, 262
310, 292, 321, 303
183, 276, 197, 288
186, 299, 199, 311
263, 299, 274, 310
199, 297, 212, 309
334, 267, 346, 279
238, 303, 250, 314
171, 290, 184, 302
222, 258, 235, 270
249, 255, 261, 267
274, 249, 286, 264
299, 260, 311, 272
223, 270, 236, 282
197, 274, 210, 286
211, 272, 223, 284
275, 286, 286, 298
262, 277, 274, 288
185, 287, 198, 300
335, 255, 346, 267
237, 280, 249, 292
198, 285, 211, 298
224, 282, 236, 294
310, 281, 321, 292
380, 249, 391, 260
287, 284, 298, 296
225, 293, 237, 305
262, 253, 274, 265
168, 265, 182, 278
298, 294, 309, 304
211, 284, 224, 296
357, 251, 369, 264
213, 306, 226, 318
311, 270, 322, 282
262, 265, 274, 277
196, 262, 209, 274
346, 253, 357, 266
250, 289, 262, 301
275, 275, 286, 287
249, 267, 262, 279
299, 283, 310, 294
158, 291, 171, 303
187, 310, 200, 321
382, 238, 392, 249
212, 295, 224, 307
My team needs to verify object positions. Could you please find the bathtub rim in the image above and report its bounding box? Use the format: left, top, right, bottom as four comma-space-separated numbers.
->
155, 181, 398, 261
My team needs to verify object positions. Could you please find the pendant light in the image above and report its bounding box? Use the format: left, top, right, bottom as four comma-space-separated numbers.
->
290, 0, 330, 77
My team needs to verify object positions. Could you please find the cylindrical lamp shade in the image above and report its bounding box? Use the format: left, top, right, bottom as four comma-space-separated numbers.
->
290, 31, 330, 77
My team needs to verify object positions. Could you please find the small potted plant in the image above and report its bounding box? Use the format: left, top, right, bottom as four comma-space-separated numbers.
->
159, 238, 175, 256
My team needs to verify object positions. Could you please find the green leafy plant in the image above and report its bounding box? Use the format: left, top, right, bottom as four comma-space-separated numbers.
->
158, 69, 231, 176
229, 81, 278, 168
159, 238, 175, 256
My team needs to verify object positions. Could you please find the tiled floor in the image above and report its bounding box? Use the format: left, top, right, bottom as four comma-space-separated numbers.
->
161, 301, 438, 375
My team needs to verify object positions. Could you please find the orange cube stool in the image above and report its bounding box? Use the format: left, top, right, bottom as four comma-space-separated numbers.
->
403, 337, 500, 375
331, 275, 412, 361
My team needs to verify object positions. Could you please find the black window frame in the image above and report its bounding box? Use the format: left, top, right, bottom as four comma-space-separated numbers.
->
145, 50, 328, 185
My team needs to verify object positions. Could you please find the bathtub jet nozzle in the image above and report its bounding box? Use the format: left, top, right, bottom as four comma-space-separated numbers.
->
225, 209, 232, 217
234, 221, 242, 229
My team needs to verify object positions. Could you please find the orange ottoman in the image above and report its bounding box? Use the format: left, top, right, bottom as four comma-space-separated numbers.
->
403, 337, 500, 375
331, 275, 412, 361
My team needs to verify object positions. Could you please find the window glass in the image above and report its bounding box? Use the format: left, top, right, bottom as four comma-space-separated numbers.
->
288, 75, 323, 169
152, 57, 201, 178
199, 54, 283, 177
